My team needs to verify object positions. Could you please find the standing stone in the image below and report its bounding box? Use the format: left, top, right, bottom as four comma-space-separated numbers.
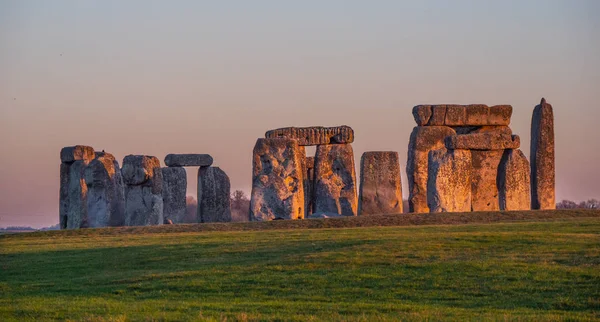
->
306, 156, 315, 215
427, 149, 472, 212
313, 144, 358, 216
197, 166, 231, 223
470, 150, 504, 211
297, 146, 311, 217
498, 149, 531, 211
122, 155, 163, 226
407, 126, 456, 213
359, 151, 403, 215
84, 152, 126, 227
250, 138, 305, 221
531, 98, 556, 210
162, 167, 187, 224
59, 145, 95, 229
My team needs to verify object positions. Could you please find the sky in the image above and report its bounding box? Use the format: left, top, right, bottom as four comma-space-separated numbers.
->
0, 0, 599, 228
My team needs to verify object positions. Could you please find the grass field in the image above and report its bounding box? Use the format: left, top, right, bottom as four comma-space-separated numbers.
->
1, 210, 599, 321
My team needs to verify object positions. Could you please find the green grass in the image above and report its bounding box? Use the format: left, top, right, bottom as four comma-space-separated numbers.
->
1, 211, 599, 321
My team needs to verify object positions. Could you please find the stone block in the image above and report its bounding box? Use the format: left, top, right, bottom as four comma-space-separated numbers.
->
445, 133, 520, 150
265, 126, 354, 146
470, 150, 504, 211
530, 98, 555, 210
84, 152, 125, 227
164, 154, 213, 167
359, 151, 403, 215
162, 167, 187, 224
427, 149, 472, 212
498, 149, 531, 211
313, 144, 358, 216
198, 167, 231, 223
60, 145, 95, 164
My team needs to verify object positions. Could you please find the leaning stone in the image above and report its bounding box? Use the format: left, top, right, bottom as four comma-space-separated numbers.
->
197, 167, 231, 223
122, 155, 163, 226
359, 151, 403, 215
60, 145, 95, 164
313, 144, 358, 216
498, 149, 530, 211
162, 167, 187, 224
470, 150, 504, 211
531, 98, 555, 210
250, 138, 305, 221
427, 149, 472, 212
84, 152, 126, 227
412, 105, 432, 126
446, 133, 520, 150
164, 154, 213, 167
407, 126, 456, 213
265, 126, 354, 146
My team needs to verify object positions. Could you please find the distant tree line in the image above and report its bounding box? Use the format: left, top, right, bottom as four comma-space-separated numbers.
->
556, 199, 599, 209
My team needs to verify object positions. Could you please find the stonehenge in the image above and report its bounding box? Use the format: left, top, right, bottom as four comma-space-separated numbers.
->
59, 145, 95, 229
122, 155, 164, 226
531, 98, 556, 210
359, 152, 403, 215
84, 152, 126, 227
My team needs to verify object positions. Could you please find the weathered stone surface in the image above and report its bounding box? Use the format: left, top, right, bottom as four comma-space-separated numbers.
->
59, 160, 90, 229
407, 126, 456, 213
60, 145, 95, 164
531, 98, 555, 210
164, 154, 213, 167
122, 155, 163, 226
359, 152, 403, 215
59, 163, 70, 229
313, 144, 358, 216
265, 126, 354, 146
306, 157, 315, 170
464, 105, 490, 126
84, 152, 125, 227
162, 167, 187, 224
412, 105, 432, 126
489, 105, 513, 125
250, 138, 305, 221
498, 149, 531, 211
427, 149, 472, 212
446, 133, 520, 150
297, 146, 312, 217
197, 167, 231, 223
453, 126, 513, 136
470, 150, 504, 211
306, 156, 315, 214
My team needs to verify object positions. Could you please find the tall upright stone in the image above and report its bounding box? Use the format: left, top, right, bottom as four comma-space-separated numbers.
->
197, 166, 231, 223
531, 98, 556, 210
359, 151, 403, 215
162, 167, 187, 224
407, 126, 456, 213
313, 144, 358, 216
122, 155, 163, 226
306, 156, 315, 215
427, 148, 472, 212
59, 145, 95, 229
470, 150, 504, 211
84, 152, 125, 227
498, 149, 531, 211
250, 138, 305, 221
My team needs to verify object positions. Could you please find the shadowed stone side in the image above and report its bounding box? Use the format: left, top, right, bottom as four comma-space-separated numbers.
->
306, 156, 315, 215
446, 133, 520, 150
359, 151, 403, 216
59, 145, 95, 230
162, 167, 187, 224
427, 149, 472, 212
531, 98, 556, 210
164, 154, 213, 167
265, 126, 354, 146
250, 138, 305, 221
84, 152, 126, 228
122, 155, 163, 226
407, 126, 456, 213
198, 167, 231, 223
470, 150, 504, 211
498, 149, 531, 211
313, 144, 358, 216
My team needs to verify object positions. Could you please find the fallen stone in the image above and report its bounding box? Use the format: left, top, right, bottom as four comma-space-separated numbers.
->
84, 152, 126, 227
313, 144, 358, 216
427, 148, 472, 212
60, 145, 95, 164
359, 151, 403, 215
498, 149, 531, 211
197, 166, 231, 223
162, 167, 187, 224
407, 126, 456, 213
122, 155, 163, 226
164, 154, 213, 167
470, 150, 504, 211
265, 126, 354, 146
250, 138, 305, 221
531, 98, 555, 210
445, 133, 520, 150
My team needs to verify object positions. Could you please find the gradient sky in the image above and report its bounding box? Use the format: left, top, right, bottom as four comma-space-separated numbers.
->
1, 0, 599, 228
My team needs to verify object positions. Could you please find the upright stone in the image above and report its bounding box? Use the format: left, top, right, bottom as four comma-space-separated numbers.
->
427, 149, 472, 212
470, 150, 504, 211
197, 167, 231, 223
250, 138, 305, 221
122, 155, 163, 226
359, 151, 403, 215
306, 156, 315, 215
162, 167, 187, 224
407, 126, 456, 213
59, 145, 95, 229
313, 144, 358, 216
531, 98, 556, 210
84, 152, 126, 227
498, 149, 531, 211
